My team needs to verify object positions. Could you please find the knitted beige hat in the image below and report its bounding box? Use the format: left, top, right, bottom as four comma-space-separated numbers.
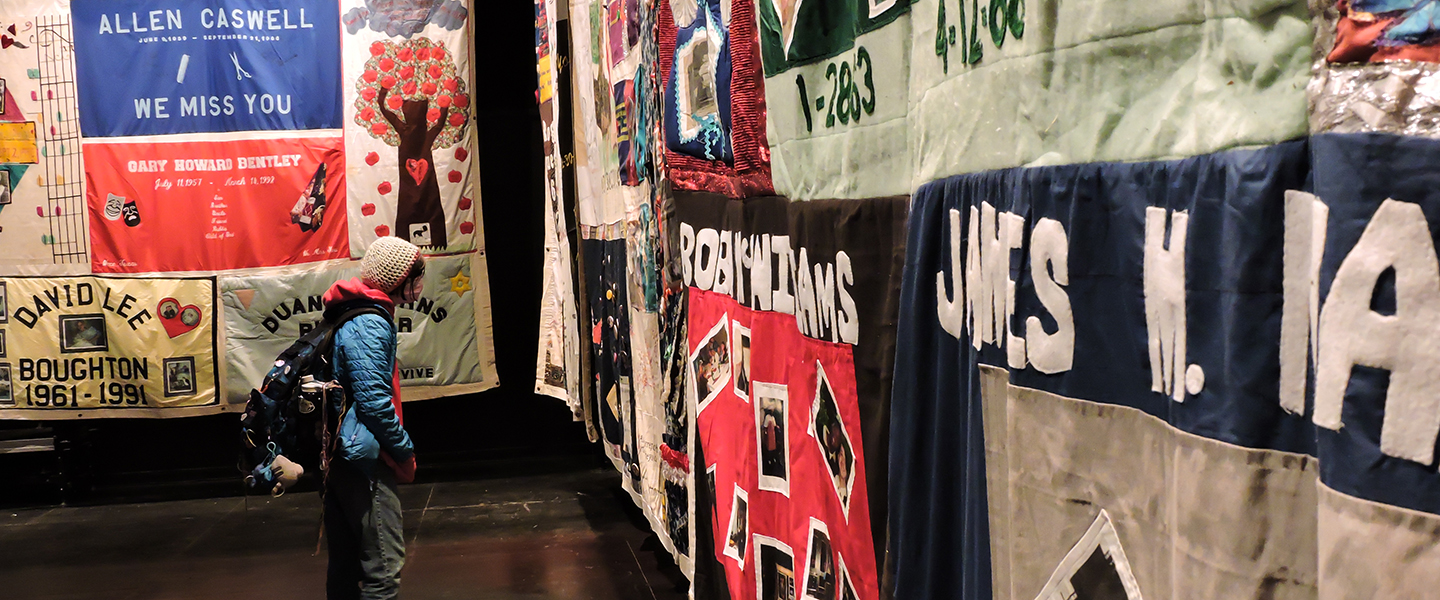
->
361, 236, 423, 293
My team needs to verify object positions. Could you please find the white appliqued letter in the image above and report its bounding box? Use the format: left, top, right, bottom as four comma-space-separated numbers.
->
1314, 198, 1440, 465
1144, 207, 1188, 402
965, 205, 983, 349
694, 228, 720, 291
1027, 218, 1074, 374
1280, 191, 1328, 415
680, 223, 696, 286
937, 208, 965, 338
1002, 212, 1026, 369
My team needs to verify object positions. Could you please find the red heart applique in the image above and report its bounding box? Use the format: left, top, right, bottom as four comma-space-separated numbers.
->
406, 158, 429, 185
157, 298, 201, 339
3, 25, 27, 50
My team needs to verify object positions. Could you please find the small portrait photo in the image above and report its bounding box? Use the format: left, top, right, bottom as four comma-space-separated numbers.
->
0, 329, 6, 358
59, 314, 107, 353
0, 362, 12, 406
723, 484, 750, 566
676, 32, 720, 137
160, 298, 203, 328
733, 322, 752, 401
0, 280, 8, 323
164, 357, 196, 397
689, 315, 731, 412
811, 362, 856, 514
755, 535, 796, 600
754, 381, 790, 496
802, 518, 836, 600
158, 298, 180, 320
0, 169, 11, 206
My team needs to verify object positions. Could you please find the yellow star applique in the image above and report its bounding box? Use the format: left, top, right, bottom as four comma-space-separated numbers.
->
450, 270, 472, 295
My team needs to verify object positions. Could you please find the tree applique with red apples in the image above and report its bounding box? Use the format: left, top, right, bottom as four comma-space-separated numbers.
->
354, 37, 471, 248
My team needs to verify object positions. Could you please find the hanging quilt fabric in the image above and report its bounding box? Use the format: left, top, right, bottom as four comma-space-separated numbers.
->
664, 0, 733, 165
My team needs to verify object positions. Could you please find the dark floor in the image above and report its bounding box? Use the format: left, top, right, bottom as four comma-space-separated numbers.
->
0, 467, 690, 600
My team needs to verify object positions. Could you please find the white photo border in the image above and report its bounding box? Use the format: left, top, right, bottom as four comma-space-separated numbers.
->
731, 321, 751, 402
753, 380, 790, 496
800, 517, 833, 600
810, 360, 856, 518
723, 483, 750, 567
753, 534, 796, 600
689, 313, 731, 414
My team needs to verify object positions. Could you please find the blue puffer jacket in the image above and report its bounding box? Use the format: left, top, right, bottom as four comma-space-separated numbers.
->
323, 278, 413, 476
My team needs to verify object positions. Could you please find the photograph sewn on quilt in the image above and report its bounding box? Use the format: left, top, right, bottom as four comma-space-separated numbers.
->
0, 363, 12, 406
724, 483, 750, 567
810, 360, 855, 516
756, 534, 798, 600
802, 517, 837, 600
755, 380, 790, 496
690, 313, 731, 412
733, 321, 751, 401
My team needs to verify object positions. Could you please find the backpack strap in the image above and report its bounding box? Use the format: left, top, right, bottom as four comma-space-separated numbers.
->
316, 305, 390, 373
315, 303, 391, 445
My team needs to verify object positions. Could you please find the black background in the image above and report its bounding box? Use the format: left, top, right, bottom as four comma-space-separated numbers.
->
0, 2, 599, 507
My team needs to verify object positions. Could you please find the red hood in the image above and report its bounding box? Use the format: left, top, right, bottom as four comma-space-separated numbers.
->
323, 277, 395, 316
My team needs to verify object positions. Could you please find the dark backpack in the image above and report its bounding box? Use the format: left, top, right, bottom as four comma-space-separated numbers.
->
240, 306, 386, 496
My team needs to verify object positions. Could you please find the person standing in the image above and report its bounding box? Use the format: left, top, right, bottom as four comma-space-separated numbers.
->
320, 236, 424, 600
